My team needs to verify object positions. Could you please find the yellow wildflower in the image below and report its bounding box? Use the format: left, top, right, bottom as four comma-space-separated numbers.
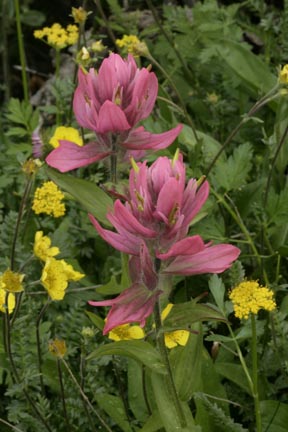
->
33, 231, 60, 262
279, 64, 288, 84
206, 92, 219, 104
229, 280, 276, 320
22, 159, 42, 176
32, 181, 66, 218
91, 40, 106, 53
161, 304, 190, 349
49, 338, 67, 358
34, 23, 79, 50
0, 269, 24, 293
108, 323, 145, 341
71, 7, 88, 24
116, 34, 149, 57
49, 126, 83, 148
41, 258, 84, 300
0, 288, 15, 314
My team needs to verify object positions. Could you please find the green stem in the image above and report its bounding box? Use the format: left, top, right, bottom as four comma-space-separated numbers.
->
251, 314, 262, 432
154, 299, 186, 428
36, 300, 50, 393
0, 417, 25, 432
79, 352, 98, 432
14, 0, 29, 103
10, 177, 34, 271
61, 357, 113, 432
55, 49, 61, 126
93, 0, 118, 49
205, 88, 280, 177
57, 359, 70, 429
2, 0, 10, 103
146, 53, 199, 143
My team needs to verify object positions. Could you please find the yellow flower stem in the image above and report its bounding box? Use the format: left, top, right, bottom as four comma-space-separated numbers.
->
205, 87, 280, 177
3, 294, 53, 432
79, 351, 98, 432
93, 0, 118, 49
0, 417, 26, 432
60, 357, 114, 432
57, 358, 70, 429
36, 300, 50, 394
251, 314, 262, 432
227, 323, 254, 395
154, 299, 187, 428
14, 0, 29, 104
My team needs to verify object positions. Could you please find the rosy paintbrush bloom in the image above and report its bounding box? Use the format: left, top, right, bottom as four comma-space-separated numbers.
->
46, 53, 182, 172
89, 153, 240, 331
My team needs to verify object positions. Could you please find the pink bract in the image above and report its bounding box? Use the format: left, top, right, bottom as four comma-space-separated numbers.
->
46, 53, 182, 172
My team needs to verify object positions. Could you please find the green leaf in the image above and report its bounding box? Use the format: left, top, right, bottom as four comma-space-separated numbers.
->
208, 275, 226, 314
151, 372, 201, 431
45, 167, 113, 225
21, 9, 46, 27
128, 359, 150, 423
96, 275, 125, 295
213, 142, 253, 191
163, 301, 226, 331
85, 311, 104, 331
214, 362, 252, 395
140, 411, 163, 432
87, 341, 166, 374
260, 400, 288, 432
216, 40, 277, 96
170, 323, 203, 401
95, 393, 133, 432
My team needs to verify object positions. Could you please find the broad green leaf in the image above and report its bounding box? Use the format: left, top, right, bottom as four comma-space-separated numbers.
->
213, 142, 253, 191
128, 359, 150, 423
140, 411, 163, 432
163, 301, 226, 331
95, 393, 133, 432
170, 323, 203, 401
214, 362, 252, 395
87, 341, 166, 374
260, 400, 288, 432
151, 371, 201, 432
216, 40, 277, 96
45, 167, 113, 225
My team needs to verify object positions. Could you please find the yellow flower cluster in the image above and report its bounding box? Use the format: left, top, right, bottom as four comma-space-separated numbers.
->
116, 34, 148, 57
34, 231, 84, 301
229, 280, 276, 320
279, 64, 288, 84
49, 126, 83, 148
32, 181, 66, 218
108, 304, 190, 349
34, 23, 79, 50
0, 269, 25, 314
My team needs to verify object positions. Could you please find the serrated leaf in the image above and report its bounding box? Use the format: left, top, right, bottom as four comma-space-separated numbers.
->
87, 341, 166, 374
5, 127, 28, 137
45, 167, 113, 225
213, 142, 253, 191
208, 274, 225, 313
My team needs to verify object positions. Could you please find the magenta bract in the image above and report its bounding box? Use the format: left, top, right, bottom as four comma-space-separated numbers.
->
46, 53, 182, 172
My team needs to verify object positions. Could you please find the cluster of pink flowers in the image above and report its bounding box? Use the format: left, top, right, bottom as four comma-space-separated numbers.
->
46, 53, 240, 334
46, 53, 182, 172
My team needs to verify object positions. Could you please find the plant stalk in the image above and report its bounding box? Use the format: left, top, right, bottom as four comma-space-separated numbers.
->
36, 300, 50, 393
14, 0, 29, 103
154, 299, 186, 428
251, 314, 262, 432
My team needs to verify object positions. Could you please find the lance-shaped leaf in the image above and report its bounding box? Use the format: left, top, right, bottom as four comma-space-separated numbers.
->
45, 167, 113, 225
162, 300, 227, 331
87, 340, 166, 374
95, 393, 133, 432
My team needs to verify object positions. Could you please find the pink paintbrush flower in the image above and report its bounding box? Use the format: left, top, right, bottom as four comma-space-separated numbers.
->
89, 153, 240, 331
46, 53, 182, 172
